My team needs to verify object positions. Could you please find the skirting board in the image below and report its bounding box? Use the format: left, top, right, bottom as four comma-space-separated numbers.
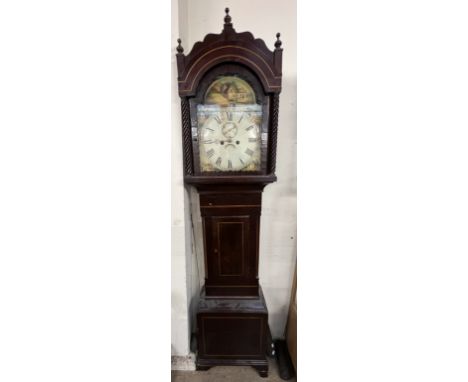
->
171, 353, 196, 371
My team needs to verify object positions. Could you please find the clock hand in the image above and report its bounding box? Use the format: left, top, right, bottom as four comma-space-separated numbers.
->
223, 124, 238, 137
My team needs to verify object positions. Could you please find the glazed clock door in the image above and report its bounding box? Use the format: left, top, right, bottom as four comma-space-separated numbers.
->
189, 64, 270, 176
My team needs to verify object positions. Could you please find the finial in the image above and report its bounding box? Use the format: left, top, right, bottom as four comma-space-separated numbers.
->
224, 7, 232, 26
274, 33, 282, 49
176, 38, 184, 54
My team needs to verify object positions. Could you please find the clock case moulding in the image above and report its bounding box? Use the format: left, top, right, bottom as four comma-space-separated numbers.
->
175, 8, 283, 378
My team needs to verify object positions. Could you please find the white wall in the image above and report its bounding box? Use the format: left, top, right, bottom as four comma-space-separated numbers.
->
171, 0, 297, 356
171, 0, 192, 357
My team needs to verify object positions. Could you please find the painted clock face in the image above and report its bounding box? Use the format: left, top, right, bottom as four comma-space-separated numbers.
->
197, 76, 262, 172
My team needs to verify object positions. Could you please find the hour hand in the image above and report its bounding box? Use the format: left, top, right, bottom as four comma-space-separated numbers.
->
202, 139, 218, 144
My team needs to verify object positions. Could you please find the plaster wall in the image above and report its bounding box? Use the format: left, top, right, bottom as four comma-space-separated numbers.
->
171, 0, 297, 358
171, 0, 192, 357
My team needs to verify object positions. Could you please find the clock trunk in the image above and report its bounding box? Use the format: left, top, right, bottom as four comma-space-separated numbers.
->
200, 186, 262, 297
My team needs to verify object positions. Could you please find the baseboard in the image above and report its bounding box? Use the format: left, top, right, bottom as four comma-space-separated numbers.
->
171, 353, 196, 371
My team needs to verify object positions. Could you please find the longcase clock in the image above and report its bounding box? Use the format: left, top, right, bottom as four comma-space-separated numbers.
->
175, 8, 283, 377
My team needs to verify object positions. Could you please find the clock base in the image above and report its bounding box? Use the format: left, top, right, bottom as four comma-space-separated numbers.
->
195, 358, 269, 378
196, 286, 269, 378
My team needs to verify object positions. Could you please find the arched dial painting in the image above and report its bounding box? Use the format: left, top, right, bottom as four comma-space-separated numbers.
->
191, 68, 267, 173
176, 8, 283, 378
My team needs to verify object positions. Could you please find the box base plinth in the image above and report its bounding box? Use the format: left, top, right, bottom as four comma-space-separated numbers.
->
196, 358, 268, 377
196, 286, 269, 378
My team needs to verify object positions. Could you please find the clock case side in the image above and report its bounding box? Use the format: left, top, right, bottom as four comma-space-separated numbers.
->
176, 13, 283, 186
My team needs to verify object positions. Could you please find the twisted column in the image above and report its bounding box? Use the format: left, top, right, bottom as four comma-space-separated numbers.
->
268, 93, 280, 174
180, 98, 193, 175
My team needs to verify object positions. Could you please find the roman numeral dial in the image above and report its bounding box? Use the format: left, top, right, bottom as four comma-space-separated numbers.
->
197, 104, 262, 172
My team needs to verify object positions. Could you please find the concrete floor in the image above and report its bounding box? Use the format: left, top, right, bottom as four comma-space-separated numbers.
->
171, 358, 296, 382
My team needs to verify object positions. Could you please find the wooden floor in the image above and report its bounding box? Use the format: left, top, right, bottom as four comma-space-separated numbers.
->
171, 358, 296, 382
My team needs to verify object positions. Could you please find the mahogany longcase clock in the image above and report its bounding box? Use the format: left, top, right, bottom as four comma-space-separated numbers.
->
175, 8, 283, 377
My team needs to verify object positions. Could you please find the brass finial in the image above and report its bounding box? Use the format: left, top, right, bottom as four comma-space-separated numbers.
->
176, 38, 184, 54
274, 33, 282, 49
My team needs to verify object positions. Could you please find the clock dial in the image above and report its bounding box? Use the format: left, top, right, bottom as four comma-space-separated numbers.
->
196, 75, 263, 172
198, 105, 261, 172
